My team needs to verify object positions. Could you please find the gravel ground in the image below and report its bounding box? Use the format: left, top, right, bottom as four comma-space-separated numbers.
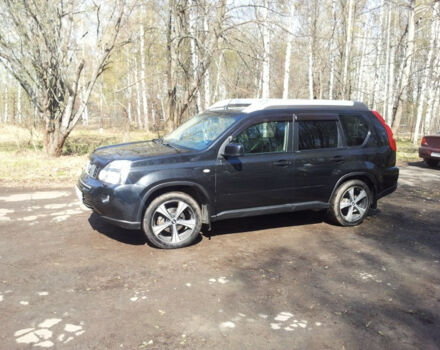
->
0, 162, 439, 349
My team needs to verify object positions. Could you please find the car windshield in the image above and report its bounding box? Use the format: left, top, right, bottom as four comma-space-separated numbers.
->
163, 113, 239, 150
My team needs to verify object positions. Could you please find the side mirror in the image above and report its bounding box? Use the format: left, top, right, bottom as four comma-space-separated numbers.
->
223, 142, 244, 157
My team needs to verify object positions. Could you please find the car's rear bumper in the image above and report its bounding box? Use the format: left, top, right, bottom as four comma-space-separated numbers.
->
376, 183, 397, 200
419, 146, 440, 159
376, 166, 399, 199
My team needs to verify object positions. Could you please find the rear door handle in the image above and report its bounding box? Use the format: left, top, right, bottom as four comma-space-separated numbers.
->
333, 155, 345, 163
273, 160, 292, 167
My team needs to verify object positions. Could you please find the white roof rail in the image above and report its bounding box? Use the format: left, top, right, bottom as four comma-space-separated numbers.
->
207, 99, 258, 110
206, 98, 356, 113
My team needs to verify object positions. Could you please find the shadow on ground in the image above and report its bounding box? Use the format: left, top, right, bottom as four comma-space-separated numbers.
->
221, 200, 440, 349
88, 213, 147, 245
88, 209, 327, 246
407, 160, 439, 170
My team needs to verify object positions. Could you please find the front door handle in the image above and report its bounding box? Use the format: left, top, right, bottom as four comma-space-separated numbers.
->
273, 160, 292, 167
333, 155, 345, 163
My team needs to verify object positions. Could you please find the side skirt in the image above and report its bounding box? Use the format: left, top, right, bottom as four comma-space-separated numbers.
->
211, 201, 329, 221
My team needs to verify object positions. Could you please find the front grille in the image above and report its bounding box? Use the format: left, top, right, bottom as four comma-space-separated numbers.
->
85, 161, 100, 178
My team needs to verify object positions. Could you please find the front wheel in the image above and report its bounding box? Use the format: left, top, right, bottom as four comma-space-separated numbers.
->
328, 180, 372, 226
143, 192, 202, 249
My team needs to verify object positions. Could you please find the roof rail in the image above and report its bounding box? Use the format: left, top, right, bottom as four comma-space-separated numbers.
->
206, 98, 357, 113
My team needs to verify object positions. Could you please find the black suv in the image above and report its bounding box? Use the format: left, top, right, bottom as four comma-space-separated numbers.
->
76, 99, 399, 249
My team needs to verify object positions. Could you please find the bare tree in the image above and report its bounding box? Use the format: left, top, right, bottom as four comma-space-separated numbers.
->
413, 0, 440, 144
282, 1, 295, 99
0, 0, 129, 156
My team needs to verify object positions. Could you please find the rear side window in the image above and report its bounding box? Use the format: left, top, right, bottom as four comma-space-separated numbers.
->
370, 116, 389, 147
298, 120, 338, 150
339, 114, 369, 146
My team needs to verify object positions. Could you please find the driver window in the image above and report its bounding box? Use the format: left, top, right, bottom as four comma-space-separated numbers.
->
233, 121, 289, 154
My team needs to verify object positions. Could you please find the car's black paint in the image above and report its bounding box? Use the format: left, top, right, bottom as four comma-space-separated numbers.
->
77, 106, 399, 229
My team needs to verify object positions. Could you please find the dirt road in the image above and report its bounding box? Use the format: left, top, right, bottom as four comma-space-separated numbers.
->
1, 163, 439, 349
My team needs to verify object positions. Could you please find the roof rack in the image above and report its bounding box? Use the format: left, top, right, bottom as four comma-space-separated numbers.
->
206, 98, 358, 113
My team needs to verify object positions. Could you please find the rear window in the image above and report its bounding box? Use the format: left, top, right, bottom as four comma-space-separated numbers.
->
339, 114, 369, 146
298, 120, 338, 150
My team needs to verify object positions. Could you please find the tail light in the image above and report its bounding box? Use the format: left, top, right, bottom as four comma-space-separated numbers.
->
372, 111, 397, 152
421, 137, 428, 146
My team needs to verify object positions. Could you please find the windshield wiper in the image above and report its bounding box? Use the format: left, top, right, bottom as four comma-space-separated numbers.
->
155, 138, 181, 152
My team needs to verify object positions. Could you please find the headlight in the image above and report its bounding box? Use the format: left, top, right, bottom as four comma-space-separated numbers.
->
98, 160, 132, 185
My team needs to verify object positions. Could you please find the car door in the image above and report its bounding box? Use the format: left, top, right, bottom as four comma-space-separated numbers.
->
215, 115, 294, 213
292, 113, 346, 203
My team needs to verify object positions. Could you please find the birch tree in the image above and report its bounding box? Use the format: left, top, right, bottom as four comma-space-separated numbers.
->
328, 0, 337, 99
0, 0, 129, 156
261, 0, 271, 98
392, 0, 416, 134
342, 0, 354, 99
413, 0, 440, 144
282, 2, 295, 99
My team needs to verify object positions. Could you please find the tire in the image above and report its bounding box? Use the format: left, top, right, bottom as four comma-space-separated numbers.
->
328, 179, 372, 227
425, 158, 439, 168
142, 192, 202, 249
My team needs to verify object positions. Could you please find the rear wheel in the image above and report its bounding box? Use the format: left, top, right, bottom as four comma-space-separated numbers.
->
328, 179, 372, 226
143, 192, 202, 249
425, 158, 439, 168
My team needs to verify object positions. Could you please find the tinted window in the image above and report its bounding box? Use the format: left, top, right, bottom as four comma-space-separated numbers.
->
370, 116, 389, 146
298, 120, 338, 150
339, 114, 369, 146
233, 121, 289, 154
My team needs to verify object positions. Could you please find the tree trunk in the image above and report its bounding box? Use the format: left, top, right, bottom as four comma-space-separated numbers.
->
16, 82, 22, 124
413, 1, 439, 144
383, 3, 392, 120
134, 56, 142, 128
189, 0, 201, 112
140, 24, 149, 131
261, 0, 270, 98
392, 0, 415, 134
342, 0, 354, 99
373, 0, 386, 109
166, 0, 177, 129
282, 3, 295, 99
356, 35, 367, 101
386, 43, 395, 125
203, 12, 211, 109
328, 0, 337, 99
308, 14, 314, 99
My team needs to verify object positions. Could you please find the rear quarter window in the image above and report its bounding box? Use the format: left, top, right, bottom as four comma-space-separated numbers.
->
369, 115, 389, 147
339, 114, 369, 146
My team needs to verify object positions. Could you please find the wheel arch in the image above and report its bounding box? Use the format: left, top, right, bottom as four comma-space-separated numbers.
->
137, 181, 212, 224
330, 172, 378, 203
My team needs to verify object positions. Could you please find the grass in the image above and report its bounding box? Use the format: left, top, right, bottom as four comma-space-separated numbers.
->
396, 139, 420, 162
0, 125, 155, 187
0, 125, 421, 188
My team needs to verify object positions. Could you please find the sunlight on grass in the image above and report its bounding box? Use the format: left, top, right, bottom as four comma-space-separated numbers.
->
396, 139, 419, 162
0, 125, 156, 187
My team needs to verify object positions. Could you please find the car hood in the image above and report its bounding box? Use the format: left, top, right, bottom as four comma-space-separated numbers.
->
92, 140, 186, 162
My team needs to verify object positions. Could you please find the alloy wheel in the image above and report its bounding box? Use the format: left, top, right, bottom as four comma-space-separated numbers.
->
339, 185, 369, 223
150, 200, 196, 244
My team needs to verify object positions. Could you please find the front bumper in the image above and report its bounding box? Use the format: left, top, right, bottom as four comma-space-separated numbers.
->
76, 173, 142, 230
